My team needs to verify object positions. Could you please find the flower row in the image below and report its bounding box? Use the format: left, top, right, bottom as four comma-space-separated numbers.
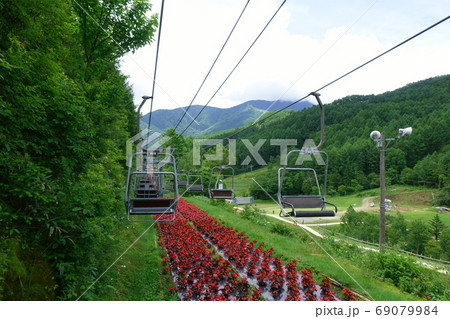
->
157, 199, 353, 301
157, 213, 256, 300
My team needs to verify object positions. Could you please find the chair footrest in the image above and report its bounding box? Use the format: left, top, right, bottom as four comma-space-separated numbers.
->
292, 210, 336, 217
129, 209, 175, 215
210, 189, 233, 199
128, 198, 176, 215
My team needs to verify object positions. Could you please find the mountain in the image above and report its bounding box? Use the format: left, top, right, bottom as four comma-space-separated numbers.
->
140, 100, 312, 136
211, 75, 450, 202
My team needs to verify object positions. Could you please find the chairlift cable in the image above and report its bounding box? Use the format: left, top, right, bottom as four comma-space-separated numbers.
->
147, 0, 166, 131
174, 0, 251, 132
180, 0, 287, 135
314, 15, 450, 94
225, 14, 450, 140
252, 0, 379, 124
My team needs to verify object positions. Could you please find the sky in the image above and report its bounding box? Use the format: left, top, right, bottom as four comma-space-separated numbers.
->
120, 0, 450, 112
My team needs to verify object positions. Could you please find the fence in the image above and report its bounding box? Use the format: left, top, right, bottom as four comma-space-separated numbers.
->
317, 226, 450, 265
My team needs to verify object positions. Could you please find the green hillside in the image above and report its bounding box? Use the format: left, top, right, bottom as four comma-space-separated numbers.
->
219, 75, 450, 205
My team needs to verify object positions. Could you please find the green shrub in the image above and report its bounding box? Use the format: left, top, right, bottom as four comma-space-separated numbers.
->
240, 206, 268, 225
270, 223, 294, 237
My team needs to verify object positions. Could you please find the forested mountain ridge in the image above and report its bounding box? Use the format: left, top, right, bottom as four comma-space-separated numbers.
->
0, 0, 157, 300
185, 75, 450, 203
140, 99, 312, 136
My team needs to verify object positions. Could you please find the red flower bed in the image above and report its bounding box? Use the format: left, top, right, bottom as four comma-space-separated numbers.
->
156, 199, 340, 301
157, 215, 250, 300
343, 288, 358, 301
320, 276, 336, 301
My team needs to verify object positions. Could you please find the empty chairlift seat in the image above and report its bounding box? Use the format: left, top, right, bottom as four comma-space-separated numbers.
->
278, 150, 337, 218
187, 170, 204, 192
208, 165, 235, 200
280, 195, 336, 217
125, 151, 179, 222
277, 92, 337, 218
176, 170, 188, 188
128, 198, 176, 215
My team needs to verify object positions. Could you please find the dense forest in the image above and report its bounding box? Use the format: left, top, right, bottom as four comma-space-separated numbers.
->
218, 76, 450, 204
0, 0, 157, 300
169, 75, 449, 205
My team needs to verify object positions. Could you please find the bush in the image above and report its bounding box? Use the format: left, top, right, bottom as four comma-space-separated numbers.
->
369, 252, 420, 285
270, 223, 294, 237
240, 206, 268, 225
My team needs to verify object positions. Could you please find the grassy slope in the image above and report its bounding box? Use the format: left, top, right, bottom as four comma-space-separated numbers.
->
90, 223, 177, 301
229, 166, 450, 227
185, 196, 419, 301
90, 184, 445, 301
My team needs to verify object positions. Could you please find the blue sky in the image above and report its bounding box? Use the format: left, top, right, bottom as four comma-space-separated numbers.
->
121, 0, 450, 111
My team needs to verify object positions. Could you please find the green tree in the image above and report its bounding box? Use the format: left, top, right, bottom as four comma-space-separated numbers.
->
407, 220, 430, 255
424, 240, 442, 259
429, 214, 445, 241
439, 228, 450, 260
73, 0, 158, 71
0, 0, 157, 299
386, 213, 408, 248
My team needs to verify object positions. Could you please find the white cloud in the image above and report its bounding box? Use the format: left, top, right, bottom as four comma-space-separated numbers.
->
121, 0, 450, 111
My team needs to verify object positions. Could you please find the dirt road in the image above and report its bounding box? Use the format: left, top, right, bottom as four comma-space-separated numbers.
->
355, 196, 378, 212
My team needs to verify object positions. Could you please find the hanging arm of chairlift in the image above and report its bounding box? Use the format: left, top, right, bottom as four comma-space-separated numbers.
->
310, 92, 325, 150
136, 96, 152, 133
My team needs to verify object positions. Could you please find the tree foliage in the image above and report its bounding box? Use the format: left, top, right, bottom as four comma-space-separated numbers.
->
0, 0, 157, 299
339, 208, 449, 260
217, 75, 450, 200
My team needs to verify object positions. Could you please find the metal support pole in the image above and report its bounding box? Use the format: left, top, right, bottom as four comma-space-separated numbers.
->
137, 96, 152, 134
379, 132, 386, 253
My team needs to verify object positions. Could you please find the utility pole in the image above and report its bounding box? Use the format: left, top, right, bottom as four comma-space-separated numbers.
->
378, 132, 386, 252
370, 127, 412, 253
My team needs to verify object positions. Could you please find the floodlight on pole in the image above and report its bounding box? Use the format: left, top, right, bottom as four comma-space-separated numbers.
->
398, 127, 413, 138
370, 127, 412, 253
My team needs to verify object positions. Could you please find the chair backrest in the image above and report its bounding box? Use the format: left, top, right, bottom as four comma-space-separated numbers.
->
132, 198, 174, 209
282, 195, 323, 209
233, 197, 254, 205
178, 180, 188, 187
188, 184, 203, 191
210, 189, 234, 199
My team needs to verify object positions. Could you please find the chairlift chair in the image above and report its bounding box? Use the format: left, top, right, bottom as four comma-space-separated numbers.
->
208, 165, 235, 199
277, 92, 337, 218
187, 169, 204, 192
125, 151, 179, 222
176, 170, 189, 188
159, 159, 178, 192
278, 150, 337, 217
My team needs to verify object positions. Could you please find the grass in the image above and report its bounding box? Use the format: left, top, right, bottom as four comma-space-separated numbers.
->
88, 183, 447, 301
226, 166, 274, 196
91, 223, 177, 301
185, 196, 421, 301
247, 185, 450, 227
